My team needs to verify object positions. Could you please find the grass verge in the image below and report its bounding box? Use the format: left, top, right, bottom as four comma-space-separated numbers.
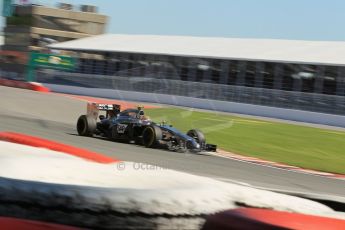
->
146, 107, 345, 174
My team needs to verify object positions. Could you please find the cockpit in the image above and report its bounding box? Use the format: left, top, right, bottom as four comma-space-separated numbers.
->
118, 109, 141, 118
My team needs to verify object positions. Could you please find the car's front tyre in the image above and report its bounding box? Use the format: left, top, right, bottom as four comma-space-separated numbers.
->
187, 129, 205, 143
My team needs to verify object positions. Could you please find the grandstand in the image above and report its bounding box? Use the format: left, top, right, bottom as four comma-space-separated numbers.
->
46, 34, 345, 115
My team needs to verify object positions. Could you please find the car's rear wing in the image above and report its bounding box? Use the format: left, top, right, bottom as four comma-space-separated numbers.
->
87, 103, 121, 120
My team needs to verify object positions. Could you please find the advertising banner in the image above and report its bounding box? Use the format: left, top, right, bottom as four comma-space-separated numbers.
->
26, 52, 76, 81
29, 52, 76, 70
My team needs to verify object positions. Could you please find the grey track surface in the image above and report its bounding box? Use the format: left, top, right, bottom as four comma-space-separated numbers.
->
1, 86, 345, 198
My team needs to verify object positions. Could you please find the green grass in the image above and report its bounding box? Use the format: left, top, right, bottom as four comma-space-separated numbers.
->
146, 107, 345, 174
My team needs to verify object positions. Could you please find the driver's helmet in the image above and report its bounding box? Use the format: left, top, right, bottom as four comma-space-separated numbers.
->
138, 110, 150, 121
136, 105, 150, 121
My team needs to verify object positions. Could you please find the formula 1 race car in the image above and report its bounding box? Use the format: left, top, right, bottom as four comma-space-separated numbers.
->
76, 103, 217, 152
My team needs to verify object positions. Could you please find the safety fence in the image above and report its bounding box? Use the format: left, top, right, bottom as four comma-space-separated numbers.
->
36, 70, 345, 116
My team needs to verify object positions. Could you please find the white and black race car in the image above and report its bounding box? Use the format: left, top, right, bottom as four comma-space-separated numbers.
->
76, 103, 217, 152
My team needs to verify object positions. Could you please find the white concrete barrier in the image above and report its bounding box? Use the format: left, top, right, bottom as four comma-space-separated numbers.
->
1, 139, 345, 228
45, 84, 345, 128
0, 140, 340, 216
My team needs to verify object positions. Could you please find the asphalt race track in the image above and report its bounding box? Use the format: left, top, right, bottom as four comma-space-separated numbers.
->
1, 86, 345, 198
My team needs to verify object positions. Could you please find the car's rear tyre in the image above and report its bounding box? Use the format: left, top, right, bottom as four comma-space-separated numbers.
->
142, 125, 162, 148
187, 129, 206, 144
77, 115, 96, 136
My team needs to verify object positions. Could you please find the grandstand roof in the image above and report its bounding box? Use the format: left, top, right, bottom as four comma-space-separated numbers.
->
49, 34, 345, 66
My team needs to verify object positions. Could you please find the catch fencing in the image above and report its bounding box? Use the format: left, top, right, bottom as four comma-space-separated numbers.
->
35, 70, 345, 116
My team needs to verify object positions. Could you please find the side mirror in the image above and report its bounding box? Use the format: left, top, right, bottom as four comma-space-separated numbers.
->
99, 115, 105, 120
